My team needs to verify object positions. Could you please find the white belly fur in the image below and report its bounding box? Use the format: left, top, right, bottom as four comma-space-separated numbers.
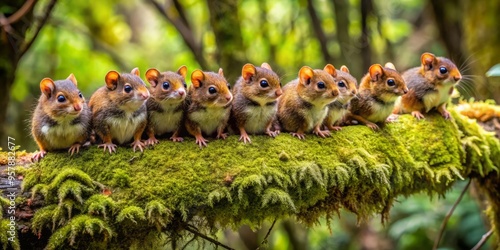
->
108, 112, 146, 144
367, 102, 394, 123
244, 105, 277, 134
190, 107, 228, 135
306, 106, 328, 131
326, 108, 346, 124
423, 85, 452, 112
150, 110, 182, 135
41, 123, 85, 150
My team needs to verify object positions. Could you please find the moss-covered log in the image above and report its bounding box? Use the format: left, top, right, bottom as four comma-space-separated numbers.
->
3, 106, 500, 249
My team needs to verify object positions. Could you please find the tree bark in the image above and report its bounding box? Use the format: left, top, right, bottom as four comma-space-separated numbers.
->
306, 0, 332, 64
359, 0, 373, 72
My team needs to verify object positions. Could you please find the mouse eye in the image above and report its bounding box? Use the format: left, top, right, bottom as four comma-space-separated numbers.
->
124, 85, 132, 93
338, 81, 346, 88
317, 81, 326, 89
78, 92, 83, 99
439, 67, 448, 74
260, 80, 269, 88
162, 82, 170, 90
387, 79, 396, 86
57, 95, 66, 102
208, 86, 217, 94
227, 83, 231, 90
183, 83, 187, 88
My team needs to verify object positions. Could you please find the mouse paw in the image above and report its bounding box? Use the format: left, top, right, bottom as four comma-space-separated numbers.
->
290, 132, 305, 140
313, 129, 331, 138
216, 133, 228, 140
327, 125, 343, 131
68, 143, 81, 155
239, 133, 252, 144
98, 142, 117, 154
366, 122, 380, 130
386, 114, 399, 123
32, 150, 47, 162
145, 137, 159, 146
195, 135, 208, 148
131, 140, 146, 152
266, 129, 279, 138
441, 110, 451, 120
411, 111, 425, 120
170, 136, 184, 142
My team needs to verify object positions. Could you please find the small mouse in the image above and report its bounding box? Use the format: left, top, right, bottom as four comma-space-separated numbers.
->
277, 64, 339, 139
323, 65, 358, 131
31, 74, 91, 161
144, 66, 188, 145
394, 52, 462, 120
185, 68, 233, 148
231, 63, 282, 143
345, 63, 408, 130
89, 68, 150, 153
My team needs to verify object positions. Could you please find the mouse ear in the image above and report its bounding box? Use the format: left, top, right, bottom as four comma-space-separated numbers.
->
340, 65, 350, 73
369, 64, 384, 82
242, 63, 256, 81
40, 78, 55, 98
105, 71, 120, 90
67, 73, 78, 86
191, 70, 205, 88
384, 62, 396, 70
177, 65, 188, 79
421, 52, 437, 70
323, 64, 337, 77
299, 66, 314, 86
131, 67, 140, 76
218, 68, 224, 77
145, 68, 160, 87
261, 62, 272, 71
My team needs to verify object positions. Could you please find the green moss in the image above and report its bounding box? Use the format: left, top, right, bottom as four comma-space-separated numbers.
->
20, 106, 500, 248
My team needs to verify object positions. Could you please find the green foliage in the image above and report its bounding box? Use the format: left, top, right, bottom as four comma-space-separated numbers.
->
22, 107, 500, 248
0, 219, 20, 250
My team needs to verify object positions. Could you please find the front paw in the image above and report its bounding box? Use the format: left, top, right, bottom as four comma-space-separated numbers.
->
68, 143, 81, 155
313, 129, 331, 138
32, 150, 47, 162
266, 129, 279, 138
290, 132, 305, 140
216, 133, 228, 140
195, 135, 208, 148
441, 110, 451, 120
386, 114, 399, 123
98, 143, 117, 154
327, 125, 342, 131
239, 134, 252, 144
145, 137, 159, 146
131, 140, 146, 152
411, 111, 425, 120
170, 136, 184, 142
366, 122, 380, 130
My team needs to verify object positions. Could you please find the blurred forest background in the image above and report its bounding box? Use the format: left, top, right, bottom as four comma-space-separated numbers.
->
1, 0, 498, 249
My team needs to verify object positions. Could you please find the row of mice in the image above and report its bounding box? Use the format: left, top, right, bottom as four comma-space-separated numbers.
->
31, 52, 462, 161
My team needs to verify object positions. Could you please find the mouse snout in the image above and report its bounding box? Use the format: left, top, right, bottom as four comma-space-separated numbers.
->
178, 89, 186, 97
73, 103, 82, 112
332, 89, 339, 97
225, 94, 232, 102
275, 88, 283, 97
453, 75, 462, 82
403, 87, 409, 94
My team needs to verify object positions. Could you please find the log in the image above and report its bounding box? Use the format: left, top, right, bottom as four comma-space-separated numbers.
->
1, 106, 499, 249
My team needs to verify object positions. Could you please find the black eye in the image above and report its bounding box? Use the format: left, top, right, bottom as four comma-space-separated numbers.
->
78, 92, 83, 98
183, 83, 187, 88
124, 85, 132, 93
387, 79, 395, 86
162, 82, 170, 90
338, 81, 346, 88
57, 95, 66, 102
439, 67, 448, 74
260, 80, 269, 88
317, 82, 325, 89
208, 86, 217, 94
227, 83, 231, 90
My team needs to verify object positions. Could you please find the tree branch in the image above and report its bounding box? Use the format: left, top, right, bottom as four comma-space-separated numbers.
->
19, 0, 58, 58
256, 219, 277, 250
0, 0, 37, 26
471, 229, 494, 250
432, 178, 472, 250
185, 224, 234, 250
306, 0, 332, 63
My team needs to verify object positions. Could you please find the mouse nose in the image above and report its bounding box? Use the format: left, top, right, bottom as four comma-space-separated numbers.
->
73, 104, 82, 111
403, 87, 409, 94
454, 75, 462, 82
275, 88, 283, 97
351, 89, 357, 95
178, 90, 185, 96
332, 90, 339, 97
225, 94, 232, 102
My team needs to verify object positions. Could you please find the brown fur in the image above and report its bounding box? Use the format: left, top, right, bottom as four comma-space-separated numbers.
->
277, 65, 339, 139
185, 68, 233, 147
231, 63, 282, 143
89, 68, 150, 153
144, 66, 188, 144
395, 52, 462, 119
346, 64, 408, 130
31, 74, 91, 161
323, 66, 358, 130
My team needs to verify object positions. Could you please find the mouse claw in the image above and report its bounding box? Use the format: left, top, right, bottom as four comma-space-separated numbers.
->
291, 132, 305, 140
266, 129, 278, 138
32, 150, 47, 162
441, 110, 451, 120
386, 114, 399, 123
216, 133, 228, 140
98, 143, 117, 154
366, 122, 380, 130
68, 143, 81, 155
313, 129, 331, 138
170, 136, 184, 142
145, 137, 159, 146
411, 111, 425, 120
195, 135, 208, 148
239, 134, 252, 144
131, 140, 146, 152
